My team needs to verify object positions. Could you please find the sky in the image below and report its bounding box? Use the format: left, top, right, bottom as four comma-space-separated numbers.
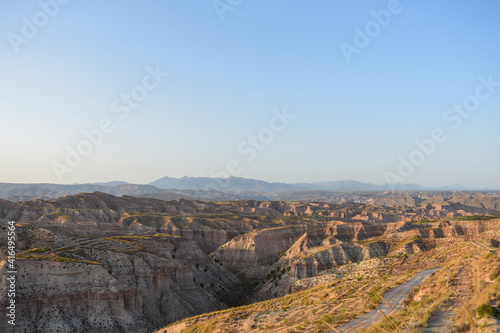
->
1, 0, 499, 189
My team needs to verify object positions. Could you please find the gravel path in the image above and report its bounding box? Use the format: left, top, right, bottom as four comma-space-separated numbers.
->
334, 268, 441, 332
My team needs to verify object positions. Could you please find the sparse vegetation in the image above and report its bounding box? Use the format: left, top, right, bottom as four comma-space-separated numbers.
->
460, 215, 500, 221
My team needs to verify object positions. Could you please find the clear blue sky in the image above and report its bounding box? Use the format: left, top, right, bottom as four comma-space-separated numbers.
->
1, 0, 499, 188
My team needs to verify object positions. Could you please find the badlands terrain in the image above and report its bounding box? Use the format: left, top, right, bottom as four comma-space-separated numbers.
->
0, 191, 499, 332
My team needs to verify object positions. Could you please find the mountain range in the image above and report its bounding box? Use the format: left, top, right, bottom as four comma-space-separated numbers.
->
150, 176, 484, 192
0, 177, 494, 202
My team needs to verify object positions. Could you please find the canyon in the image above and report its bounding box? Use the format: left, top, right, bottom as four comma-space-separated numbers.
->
0, 191, 499, 332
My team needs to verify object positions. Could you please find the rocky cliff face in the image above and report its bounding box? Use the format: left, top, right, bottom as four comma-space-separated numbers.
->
211, 219, 500, 302
0, 260, 145, 332
212, 222, 393, 281
211, 225, 307, 279
0, 226, 241, 332
289, 241, 391, 279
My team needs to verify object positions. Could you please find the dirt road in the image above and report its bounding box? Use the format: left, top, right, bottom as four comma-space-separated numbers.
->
334, 268, 441, 332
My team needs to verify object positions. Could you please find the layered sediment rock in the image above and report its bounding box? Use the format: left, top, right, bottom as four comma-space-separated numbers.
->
211, 226, 307, 279
0, 227, 241, 333
290, 242, 391, 279
0, 260, 145, 332
212, 220, 500, 283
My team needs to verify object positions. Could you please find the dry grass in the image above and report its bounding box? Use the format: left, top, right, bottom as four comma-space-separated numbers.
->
156, 236, 500, 333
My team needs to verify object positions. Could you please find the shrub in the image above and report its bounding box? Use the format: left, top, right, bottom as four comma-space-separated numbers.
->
476, 304, 500, 318
368, 291, 380, 304
489, 268, 500, 281
320, 313, 334, 324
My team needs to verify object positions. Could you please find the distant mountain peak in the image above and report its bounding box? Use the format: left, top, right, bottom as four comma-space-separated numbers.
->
150, 176, 297, 192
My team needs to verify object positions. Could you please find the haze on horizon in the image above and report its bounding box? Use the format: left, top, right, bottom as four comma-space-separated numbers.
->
1, 1, 499, 189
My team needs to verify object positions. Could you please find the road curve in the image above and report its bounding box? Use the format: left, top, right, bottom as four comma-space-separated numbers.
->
334, 268, 441, 332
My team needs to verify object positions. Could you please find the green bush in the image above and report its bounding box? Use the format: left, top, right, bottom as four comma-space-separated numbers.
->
368, 291, 380, 304
320, 313, 334, 324
476, 304, 500, 318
